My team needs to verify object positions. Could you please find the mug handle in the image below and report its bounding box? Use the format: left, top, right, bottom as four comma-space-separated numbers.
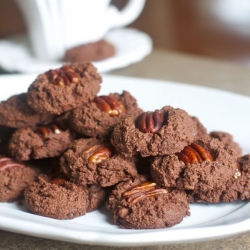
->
107, 0, 145, 28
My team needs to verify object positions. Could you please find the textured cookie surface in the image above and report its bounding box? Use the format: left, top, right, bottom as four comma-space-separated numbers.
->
187, 154, 250, 203
0, 93, 54, 128
111, 106, 197, 157
106, 175, 190, 229
24, 175, 106, 219
27, 62, 102, 114
9, 125, 75, 161
0, 157, 40, 202
60, 138, 138, 187
151, 138, 239, 202
210, 131, 242, 157
70, 91, 142, 138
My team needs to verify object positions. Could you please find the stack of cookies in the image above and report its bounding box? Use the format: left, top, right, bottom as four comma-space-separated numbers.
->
0, 62, 248, 229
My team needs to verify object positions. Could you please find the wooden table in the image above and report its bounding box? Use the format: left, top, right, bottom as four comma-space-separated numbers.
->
1, 48, 250, 250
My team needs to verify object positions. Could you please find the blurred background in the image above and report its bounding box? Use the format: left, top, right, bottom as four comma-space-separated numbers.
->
1, 0, 250, 66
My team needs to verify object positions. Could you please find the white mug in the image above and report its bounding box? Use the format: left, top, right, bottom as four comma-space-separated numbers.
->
15, 0, 145, 61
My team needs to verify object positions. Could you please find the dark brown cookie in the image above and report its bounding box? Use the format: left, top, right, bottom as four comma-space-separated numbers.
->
236, 155, 250, 192
0, 156, 40, 202
210, 131, 242, 157
64, 39, 115, 62
24, 175, 106, 219
27, 62, 102, 115
151, 138, 238, 195
70, 91, 142, 138
106, 175, 190, 229
0, 93, 54, 128
60, 138, 138, 187
9, 124, 75, 161
111, 106, 197, 157
221, 154, 250, 202
188, 154, 250, 203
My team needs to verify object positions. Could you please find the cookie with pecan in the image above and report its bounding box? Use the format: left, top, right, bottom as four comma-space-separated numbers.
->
0, 93, 54, 128
60, 138, 138, 187
70, 91, 142, 138
111, 106, 197, 157
0, 156, 40, 202
151, 137, 238, 199
24, 174, 106, 219
9, 123, 75, 161
27, 62, 102, 115
106, 175, 190, 229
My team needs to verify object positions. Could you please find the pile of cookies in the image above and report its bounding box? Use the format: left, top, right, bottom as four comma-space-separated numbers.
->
0, 62, 249, 229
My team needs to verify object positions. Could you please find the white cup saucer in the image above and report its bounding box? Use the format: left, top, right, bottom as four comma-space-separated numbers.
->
0, 28, 152, 73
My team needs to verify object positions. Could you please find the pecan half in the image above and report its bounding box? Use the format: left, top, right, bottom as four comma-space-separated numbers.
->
136, 110, 164, 133
35, 124, 62, 138
123, 182, 168, 203
177, 142, 213, 164
94, 96, 125, 116
84, 144, 114, 164
0, 157, 24, 171
46, 65, 80, 86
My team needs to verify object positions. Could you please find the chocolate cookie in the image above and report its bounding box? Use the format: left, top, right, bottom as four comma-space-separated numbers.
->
221, 154, 250, 201
60, 138, 138, 187
0, 93, 54, 128
9, 124, 75, 161
188, 154, 250, 203
70, 91, 142, 138
0, 156, 40, 202
106, 175, 190, 229
111, 106, 197, 157
210, 131, 242, 157
64, 40, 115, 62
27, 62, 102, 115
24, 175, 106, 219
151, 138, 238, 194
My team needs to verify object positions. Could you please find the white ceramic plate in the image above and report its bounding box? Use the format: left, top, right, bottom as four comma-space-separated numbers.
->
0, 74, 250, 246
0, 28, 152, 73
